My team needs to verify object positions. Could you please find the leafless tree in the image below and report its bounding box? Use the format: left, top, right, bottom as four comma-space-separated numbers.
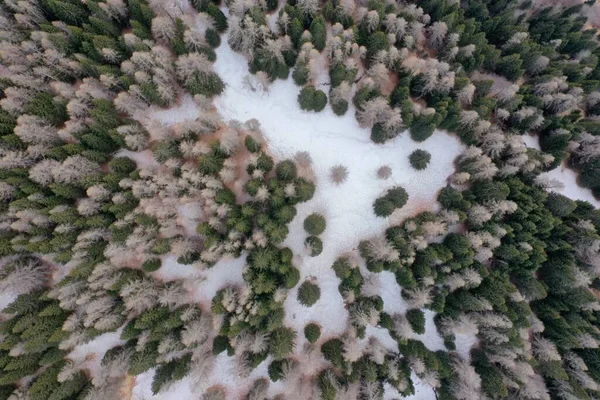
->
377, 165, 392, 180
329, 164, 349, 185
152, 16, 176, 43
427, 21, 447, 49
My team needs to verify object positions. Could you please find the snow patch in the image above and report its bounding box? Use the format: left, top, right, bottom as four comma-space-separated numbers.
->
540, 162, 600, 208
213, 37, 465, 261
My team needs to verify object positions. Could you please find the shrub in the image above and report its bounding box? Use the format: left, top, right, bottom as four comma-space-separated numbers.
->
303, 213, 326, 235
409, 150, 431, 170
298, 281, 321, 306
305, 236, 323, 256
406, 309, 426, 334
304, 323, 321, 343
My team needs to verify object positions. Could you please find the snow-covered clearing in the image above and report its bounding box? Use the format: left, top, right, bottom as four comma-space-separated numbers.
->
540, 162, 600, 208
212, 38, 465, 257
132, 28, 464, 400
67, 329, 125, 381
523, 134, 600, 207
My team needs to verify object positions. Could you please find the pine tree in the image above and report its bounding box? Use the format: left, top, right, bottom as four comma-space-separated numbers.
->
303, 213, 326, 235
304, 323, 321, 343
269, 327, 296, 360
297, 281, 321, 306
409, 150, 431, 170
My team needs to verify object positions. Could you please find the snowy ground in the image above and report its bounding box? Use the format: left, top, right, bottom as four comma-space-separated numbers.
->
212, 38, 465, 257
131, 27, 465, 400
523, 134, 600, 207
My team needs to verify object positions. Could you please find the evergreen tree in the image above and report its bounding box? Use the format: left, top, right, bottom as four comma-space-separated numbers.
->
409, 150, 431, 170
303, 213, 326, 235
297, 281, 321, 306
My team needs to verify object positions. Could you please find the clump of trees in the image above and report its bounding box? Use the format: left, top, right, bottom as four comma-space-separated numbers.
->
373, 187, 409, 217
303, 213, 326, 256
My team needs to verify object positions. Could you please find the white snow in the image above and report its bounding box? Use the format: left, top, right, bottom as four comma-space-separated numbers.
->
212, 40, 465, 262
157, 254, 246, 307
540, 162, 600, 208
115, 149, 159, 169
521, 133, 540, 150
523, 134, 600, 207
67, 329, 125, 381
454, 330, 479, 361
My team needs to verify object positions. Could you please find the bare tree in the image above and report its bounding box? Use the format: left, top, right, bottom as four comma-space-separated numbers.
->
330, 164, 349, 185
427, 21, 447, 49
152, 16, 176, 43
377, 165, 392, 179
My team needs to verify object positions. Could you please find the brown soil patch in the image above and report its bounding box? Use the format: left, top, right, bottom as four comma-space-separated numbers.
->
121, 375, 136, 400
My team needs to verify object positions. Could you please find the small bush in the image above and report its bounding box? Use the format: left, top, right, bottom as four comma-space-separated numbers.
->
406, 309, 426, 334
409, 149, 431, 170
304, 323, 321, 343
305, 236, 323, 256
303, 213, 326, 235
298, 281, 321, 306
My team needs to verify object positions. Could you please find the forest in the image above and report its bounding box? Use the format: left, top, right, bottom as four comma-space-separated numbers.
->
1, 0, 600, 399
